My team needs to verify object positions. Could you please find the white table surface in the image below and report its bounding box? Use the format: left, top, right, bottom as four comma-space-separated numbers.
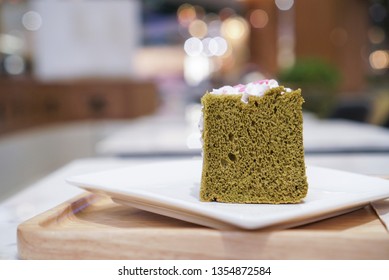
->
95, 110, 389, 156
1, 154, 389, 259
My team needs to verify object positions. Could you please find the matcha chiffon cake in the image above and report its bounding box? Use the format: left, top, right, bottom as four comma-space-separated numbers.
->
199, 79, 308, 204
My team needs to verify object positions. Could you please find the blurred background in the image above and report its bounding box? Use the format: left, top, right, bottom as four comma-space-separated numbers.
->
1, 0, 389, 199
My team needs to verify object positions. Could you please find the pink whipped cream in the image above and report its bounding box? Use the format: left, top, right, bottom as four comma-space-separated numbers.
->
210, 79, 291, 103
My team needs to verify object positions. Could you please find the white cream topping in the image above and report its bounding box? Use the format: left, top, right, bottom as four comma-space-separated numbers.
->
210, 79, 288, 103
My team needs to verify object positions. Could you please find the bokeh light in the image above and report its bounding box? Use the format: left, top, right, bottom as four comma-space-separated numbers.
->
188, 19, 208, 38
221, 16, 248, 40
207, 19, 222, 37
4, 54, 25, 75
22, 11, 43, 31
177, 4, 196, 27
0, 34, 24, 54
208, 36, 228, 56
193, 5, 206, 20
184, 55, 211, 86
178, 4, 246, 86
201, 37, 213, 56
219, 7, 236, 20
184, 37, 203, 56
250, 9, 269, 29
275, 0, 294, 11
369, 50, 389, 70
368, 27, 386, 45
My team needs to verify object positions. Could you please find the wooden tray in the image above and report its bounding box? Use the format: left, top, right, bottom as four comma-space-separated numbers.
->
17, 192, 389, 259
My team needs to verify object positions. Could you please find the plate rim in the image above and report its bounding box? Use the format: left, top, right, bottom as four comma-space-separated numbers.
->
66, 159, 389, 230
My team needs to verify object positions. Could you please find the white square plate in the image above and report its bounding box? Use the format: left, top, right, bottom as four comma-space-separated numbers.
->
66, 159, 389, 230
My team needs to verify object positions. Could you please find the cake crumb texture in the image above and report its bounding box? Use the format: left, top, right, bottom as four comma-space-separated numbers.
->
200, 86, 308, 203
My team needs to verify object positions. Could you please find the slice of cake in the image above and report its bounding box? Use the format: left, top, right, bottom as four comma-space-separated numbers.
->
199, 79, 308, 204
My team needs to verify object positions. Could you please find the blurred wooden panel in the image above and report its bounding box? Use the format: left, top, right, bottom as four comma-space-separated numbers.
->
0, 78, 159, 135
246, 0, 369, 93
246, 0, 279, 77
294, 0, 369, 93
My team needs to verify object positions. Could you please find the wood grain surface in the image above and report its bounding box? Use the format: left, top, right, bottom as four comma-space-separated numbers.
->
17, 192, 389, 260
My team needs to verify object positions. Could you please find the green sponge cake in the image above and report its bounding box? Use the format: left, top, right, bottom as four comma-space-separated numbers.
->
199, 79, 308, 203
